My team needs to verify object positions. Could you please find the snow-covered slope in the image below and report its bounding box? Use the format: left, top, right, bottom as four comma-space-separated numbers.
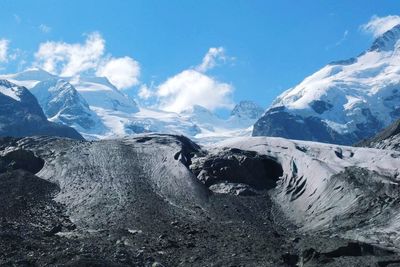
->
31, 79, 106, 139
253, 24, 400, 145
0, 79, 83, 140
181, 101, 264, 143
70, 76, 139, 114
218, 136, 400, 250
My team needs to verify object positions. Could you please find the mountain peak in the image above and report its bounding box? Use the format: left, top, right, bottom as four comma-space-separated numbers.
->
11, 68, 55, 81
231, 101, 264, 120
369, 23, 400, 52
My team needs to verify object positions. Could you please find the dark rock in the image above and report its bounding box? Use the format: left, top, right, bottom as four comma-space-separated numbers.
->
302, 242, 395, 265
1, 134, 399, 267
190, 147, 283, 192
45, 224, 62, 236
281, 252, 299, 266
310, 100, 333, 114
252, 108, 352, 145
0, 149, 44, 174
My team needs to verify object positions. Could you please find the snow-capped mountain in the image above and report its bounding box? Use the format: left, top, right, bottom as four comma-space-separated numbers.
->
30, 79, 106, 139
230, 100, 264, 120
253, 24, 400, 145
1, 68, 263, 141
3, 68, 139, 114
0, 79, 83, 139
1, 68, 55, 88
2, 69, 142, 139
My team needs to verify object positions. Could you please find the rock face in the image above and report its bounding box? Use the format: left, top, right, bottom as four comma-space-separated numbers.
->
357, 118, 400, 151
253, 24, 400, 145
0, 80, 84, 140
253, 106, 350, 144
2, 134, 400, 266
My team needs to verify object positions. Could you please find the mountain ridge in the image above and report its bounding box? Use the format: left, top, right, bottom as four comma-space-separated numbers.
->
253, 23, 400, 145
0, 79, 84, 140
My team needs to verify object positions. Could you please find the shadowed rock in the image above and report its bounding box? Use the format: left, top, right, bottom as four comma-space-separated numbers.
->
190, 147, 283, 192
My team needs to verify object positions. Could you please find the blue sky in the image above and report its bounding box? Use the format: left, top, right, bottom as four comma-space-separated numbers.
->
0, 0, 400, 114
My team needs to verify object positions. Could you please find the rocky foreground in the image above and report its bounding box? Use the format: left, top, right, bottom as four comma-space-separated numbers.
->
1, 134, 400, 266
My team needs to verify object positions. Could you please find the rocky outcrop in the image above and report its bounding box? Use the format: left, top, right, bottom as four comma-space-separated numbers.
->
190, 147, 283, 194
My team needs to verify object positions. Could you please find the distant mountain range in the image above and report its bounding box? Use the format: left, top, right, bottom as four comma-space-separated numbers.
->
253, 24, 400, 145
0, 69, 264, 141
357, 117, 400, 151
0, 79, 83, 140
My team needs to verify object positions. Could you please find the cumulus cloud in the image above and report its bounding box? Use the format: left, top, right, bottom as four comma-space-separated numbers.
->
196, 47, 227, 72
143, 47, 234, 113
96, 57, 140, 89
361, 15, 400, 37
34, 32, 140, 89
156, 69, 234, 113
34, 32, 105, 76
0, 39, 9, 62
39, 24, 51, 33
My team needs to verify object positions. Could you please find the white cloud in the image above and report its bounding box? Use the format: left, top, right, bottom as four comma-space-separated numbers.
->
138, 84, 154, 99
156, 69, 234, 113
149, 46, 234, 113
0, 39, 9, 62
34, 32, 105, 76
361, 15, 400, 37
96, 57, 140, 89
39, 24, 51, 33
196, 47, 227, 72
34, 32, 140, 89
